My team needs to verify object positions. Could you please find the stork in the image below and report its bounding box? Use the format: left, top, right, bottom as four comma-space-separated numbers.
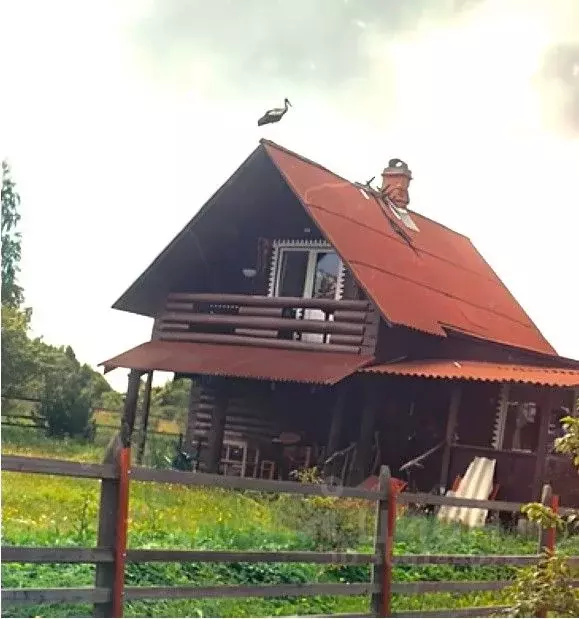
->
257, 98, 292, 126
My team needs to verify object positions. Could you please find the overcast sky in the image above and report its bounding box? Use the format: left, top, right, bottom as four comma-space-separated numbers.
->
2, 0, 578, 392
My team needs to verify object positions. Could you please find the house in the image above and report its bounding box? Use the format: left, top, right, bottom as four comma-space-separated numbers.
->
102, 139, 579, 505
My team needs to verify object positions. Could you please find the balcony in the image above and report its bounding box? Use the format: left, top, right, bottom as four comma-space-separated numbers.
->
153, 293, 379, 355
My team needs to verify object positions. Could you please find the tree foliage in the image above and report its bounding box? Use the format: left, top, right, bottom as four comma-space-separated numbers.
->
0, 161, 120, 436
507, 552, 579, 618
1, 305, 36, 399
555, 415, 579, 468
506, 409, 579, 616
1, 160, 24, 307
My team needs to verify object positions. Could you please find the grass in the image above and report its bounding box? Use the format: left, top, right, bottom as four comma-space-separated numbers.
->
2, 431, 578, 617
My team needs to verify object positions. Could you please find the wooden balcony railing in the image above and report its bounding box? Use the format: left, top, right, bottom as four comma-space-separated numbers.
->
153, 293, 379, 354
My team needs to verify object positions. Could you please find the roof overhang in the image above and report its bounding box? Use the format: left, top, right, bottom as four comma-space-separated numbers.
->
361, 359, 579, 388
100, 340, 373, 386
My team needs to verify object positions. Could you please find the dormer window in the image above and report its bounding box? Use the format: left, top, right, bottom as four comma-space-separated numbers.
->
388, 203, 420, 232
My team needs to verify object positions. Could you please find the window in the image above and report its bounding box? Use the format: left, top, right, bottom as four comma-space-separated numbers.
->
268, 241, 345, 343
269, 241, 344, 301
492, 383, 540, 452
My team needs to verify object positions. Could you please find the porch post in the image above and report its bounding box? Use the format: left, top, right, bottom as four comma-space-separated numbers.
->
184, 377, 200, 453
439, 384, 462, 493
324, 385, 348, 476
532, 387, 555, 500
136, 371, 153, 465
350, 379, 378, 485
206, 385, 229, 474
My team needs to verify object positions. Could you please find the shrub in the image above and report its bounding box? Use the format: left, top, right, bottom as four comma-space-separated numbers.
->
505, 551, 579, 617
40, 369, 93, 438
275, 467, 374, 550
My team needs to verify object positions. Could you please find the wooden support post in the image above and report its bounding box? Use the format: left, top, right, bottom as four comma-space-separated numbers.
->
324, 386, 348, 477
205, 387, 229, 474
532, 388, 555, 500
439, 384, 462, 494
94, 369, 140, 618
136, 371, 153, 465
183, 378, 200, 453
371, 465, 393, 617
351, 380, 378, 485
120, 369, 141, 449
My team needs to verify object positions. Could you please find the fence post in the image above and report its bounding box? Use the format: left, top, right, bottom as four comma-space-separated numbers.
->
112, 447, 131, 617
94, 369, 140, 617
536, 484, 558, 618
371, 465, 391, 617
538, 484, 554, 553
94, 445, 121, 617
384, 475, 398, 617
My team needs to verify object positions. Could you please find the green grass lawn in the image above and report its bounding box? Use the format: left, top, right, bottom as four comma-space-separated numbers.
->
2, 431, 578, 617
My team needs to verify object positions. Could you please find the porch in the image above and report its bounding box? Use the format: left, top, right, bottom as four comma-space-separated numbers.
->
102, 317, 579, 504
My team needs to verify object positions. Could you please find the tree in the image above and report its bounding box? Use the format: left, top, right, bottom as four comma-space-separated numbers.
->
506, 413, 579, 616
1, 305, 35, 397
1, 160, 24, 307
35, 343, 94, 438
0, 160, 124, 435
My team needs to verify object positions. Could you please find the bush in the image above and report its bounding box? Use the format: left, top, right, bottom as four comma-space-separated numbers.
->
505, 551, 579, 617
39, 351, 94, 438
273, 467, 374, 550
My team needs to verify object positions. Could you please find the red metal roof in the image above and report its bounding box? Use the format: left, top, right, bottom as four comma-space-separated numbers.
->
262, 141, 556, 356
100, 340, 373, 385
361, 359, 579, 387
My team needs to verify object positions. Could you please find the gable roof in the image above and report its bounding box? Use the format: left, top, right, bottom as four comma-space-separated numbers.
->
113, 139, 557, 358
261, 140, 556, 357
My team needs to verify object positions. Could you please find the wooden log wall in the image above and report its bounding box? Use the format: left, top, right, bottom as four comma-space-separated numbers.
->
154, 293, 376, 355
191, 390, 280, 446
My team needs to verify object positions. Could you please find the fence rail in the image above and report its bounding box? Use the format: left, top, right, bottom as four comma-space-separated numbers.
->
1, 453, 576, 617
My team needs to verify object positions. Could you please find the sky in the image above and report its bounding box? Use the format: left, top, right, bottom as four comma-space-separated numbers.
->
1, 0, 578, 392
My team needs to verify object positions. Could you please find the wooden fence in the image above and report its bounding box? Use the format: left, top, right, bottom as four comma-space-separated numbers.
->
2, 453, 577, 618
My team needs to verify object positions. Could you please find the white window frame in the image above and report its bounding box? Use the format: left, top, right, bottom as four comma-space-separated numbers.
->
221, 440, 248, 477
267, 240, 345, 300
492, 382, 539, 452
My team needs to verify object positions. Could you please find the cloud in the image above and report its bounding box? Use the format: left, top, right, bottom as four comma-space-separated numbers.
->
127, 0, 485, 94
537, 42, 579, 135
127, 0, 579, 140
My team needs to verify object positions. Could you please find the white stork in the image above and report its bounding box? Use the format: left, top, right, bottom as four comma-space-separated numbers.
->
257, 98, 292, 127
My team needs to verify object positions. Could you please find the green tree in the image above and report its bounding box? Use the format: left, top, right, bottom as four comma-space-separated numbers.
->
1, 160, 24, 307
35, 343, 94, 438
151, 377, 190, 424
1, 305, 36, 398
99, 389, 124, 411
506, 413, 579, 616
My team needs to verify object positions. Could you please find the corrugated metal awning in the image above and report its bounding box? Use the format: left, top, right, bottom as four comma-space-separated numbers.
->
361, 359, 579, 387
101, 340, 373, 385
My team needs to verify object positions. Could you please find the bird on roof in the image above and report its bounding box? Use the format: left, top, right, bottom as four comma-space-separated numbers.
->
257, 98, 292, 126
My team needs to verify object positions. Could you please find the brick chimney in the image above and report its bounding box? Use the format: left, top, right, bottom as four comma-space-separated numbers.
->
381, 158, 412, 209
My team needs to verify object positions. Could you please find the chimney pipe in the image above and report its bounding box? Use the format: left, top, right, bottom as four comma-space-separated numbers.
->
381, 158, 412, 209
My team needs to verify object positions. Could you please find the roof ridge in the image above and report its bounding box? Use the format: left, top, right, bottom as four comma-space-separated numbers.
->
260, 139, 353, 185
